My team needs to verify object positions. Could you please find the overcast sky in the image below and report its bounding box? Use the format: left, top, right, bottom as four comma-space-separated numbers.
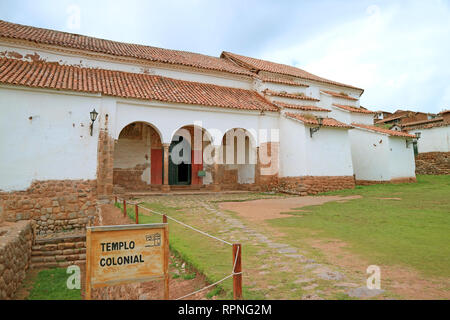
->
1, 0, 449, 113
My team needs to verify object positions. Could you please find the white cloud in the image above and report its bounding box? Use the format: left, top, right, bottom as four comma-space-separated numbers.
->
261, 0, 450, 113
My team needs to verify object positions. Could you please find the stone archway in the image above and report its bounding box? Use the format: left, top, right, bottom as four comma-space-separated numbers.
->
168, 125, 213, 188
113, 122, 163, 191
220, 128, 257, 189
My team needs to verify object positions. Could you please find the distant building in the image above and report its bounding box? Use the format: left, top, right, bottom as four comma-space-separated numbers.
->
374, 110, 438, 127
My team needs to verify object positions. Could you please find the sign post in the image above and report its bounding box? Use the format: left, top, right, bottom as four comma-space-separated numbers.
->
85, 223, 169, 300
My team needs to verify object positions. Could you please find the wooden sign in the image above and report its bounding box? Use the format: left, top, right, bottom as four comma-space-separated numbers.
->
85, 223, 169, 299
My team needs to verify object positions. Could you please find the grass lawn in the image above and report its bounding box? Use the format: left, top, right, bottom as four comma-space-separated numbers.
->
117, 199, 267, 299
25, 268, 82, 300
268, 175, 450, 278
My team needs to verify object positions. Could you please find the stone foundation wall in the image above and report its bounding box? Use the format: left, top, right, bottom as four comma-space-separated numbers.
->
278, 176, 356, 195
415, 152, 450, 175
113, 165, 151, 190
0, 180, 97, 236
0, 220, 34, 299
356, 177, 417, 185
97, 128, 114, 197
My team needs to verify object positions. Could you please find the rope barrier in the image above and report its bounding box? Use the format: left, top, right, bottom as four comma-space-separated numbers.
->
175, 271, 243, 300
116, 196, 233, 246
114, 196, 242, 300
138, 204, 233, 246
176, 246, 241, 300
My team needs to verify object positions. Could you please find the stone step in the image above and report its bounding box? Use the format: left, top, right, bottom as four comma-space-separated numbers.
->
31, 259, 86, 269
31, 253, 86, 263
32, 247, 86, 257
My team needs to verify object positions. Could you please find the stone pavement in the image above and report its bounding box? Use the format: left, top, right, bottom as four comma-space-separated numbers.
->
137, 193, 385, 300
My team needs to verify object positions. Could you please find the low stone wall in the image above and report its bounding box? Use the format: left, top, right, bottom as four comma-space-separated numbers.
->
278, 176, 355, 195
415, 152, 450, 175
0, 220, 34, 299
0, 180, 97, 236
356, 177, 417, 185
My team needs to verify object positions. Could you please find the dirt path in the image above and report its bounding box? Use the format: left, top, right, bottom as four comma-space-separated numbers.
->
219, 195, 449, 299
307, 238, 450, 300
219, 195, 361, 222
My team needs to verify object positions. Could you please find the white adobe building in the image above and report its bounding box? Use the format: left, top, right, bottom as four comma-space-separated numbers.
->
0, 20, 417, 231
402, 111, 450, 154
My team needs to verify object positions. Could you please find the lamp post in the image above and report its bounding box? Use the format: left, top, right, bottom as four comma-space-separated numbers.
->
310, 117, 323, 138
406, 131, 421, 148
89, 108, 98, 136
414, 132, 421, 140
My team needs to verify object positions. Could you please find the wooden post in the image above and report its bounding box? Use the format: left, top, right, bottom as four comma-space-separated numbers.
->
163, 223, 169, 299
163, 214, 167, 223
123, 199, 126, 217
232, 243, 242, 300
162, 144, 170, 192
114, 196, 117, 204
135, 204, 139, 224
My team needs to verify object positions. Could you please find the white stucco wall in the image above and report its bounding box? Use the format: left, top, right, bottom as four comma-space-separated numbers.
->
0, 86, 100, 191
388, 137, 416, 179
279, 117, 308, 177
349, 128, 415, 181
113, 99, 279, 147
329, 106, 352, 124
408, 126, 450, 153
304, 126, 354, 176
279, 117, 353, 177
350, 113, 374, 125
259, 82, 307, 95
349, 129, 390, 181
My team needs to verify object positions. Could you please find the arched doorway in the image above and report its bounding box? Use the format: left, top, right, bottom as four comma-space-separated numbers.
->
113, 122, 163, 190
221, 128, 257, 187
169, 125, 212, 187
169, 135, 192, 185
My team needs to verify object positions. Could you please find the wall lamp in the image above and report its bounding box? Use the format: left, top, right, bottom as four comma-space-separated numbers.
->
89, 108, 98, 136
406, 131, 421, 147
310, 117, 324, 138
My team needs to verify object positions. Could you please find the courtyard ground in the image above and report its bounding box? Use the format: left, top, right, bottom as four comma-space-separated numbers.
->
131, 175, 449, 300
15, 175, 449, 300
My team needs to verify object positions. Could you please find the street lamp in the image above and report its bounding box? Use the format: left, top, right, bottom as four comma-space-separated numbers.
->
310, 117, 324, 138
89, 108, 98, 136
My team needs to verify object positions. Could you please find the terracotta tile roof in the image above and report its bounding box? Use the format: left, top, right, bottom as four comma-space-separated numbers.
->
400, 117, 447, 130
0, 20, 254, 77
260, 76, 308, 87
285, 112, 353, 129
274, 102, 330, 112
406, 121, 449, 130
321, 90, 358, 101
222, 51, 363, 91
263, 89, 319, 101
0, 58, 278, 112
401, 117, 443, 127
352, 123, 415, 138
375, 113, 408, 124
333, 104, 375, 114
438, 109, 450, 115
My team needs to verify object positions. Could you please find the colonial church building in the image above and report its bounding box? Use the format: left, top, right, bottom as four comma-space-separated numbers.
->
0, 20, 417, 235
